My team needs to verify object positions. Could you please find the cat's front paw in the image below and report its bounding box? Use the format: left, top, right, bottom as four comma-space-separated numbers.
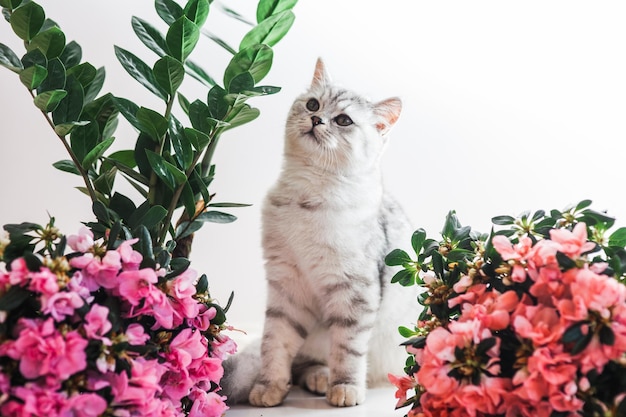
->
249, 381, 290, 407
326, 384, 365, 407
301, 365, 329, 395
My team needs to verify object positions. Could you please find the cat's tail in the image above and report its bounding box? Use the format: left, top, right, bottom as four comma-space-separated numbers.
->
219, 338, 261, 404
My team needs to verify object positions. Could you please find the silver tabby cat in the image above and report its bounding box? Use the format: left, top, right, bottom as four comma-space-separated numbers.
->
221, 58, 418, 407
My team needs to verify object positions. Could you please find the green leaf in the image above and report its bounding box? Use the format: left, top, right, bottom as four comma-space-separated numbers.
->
609, 227, 626, 248
84, 67, 105, 103
0, 42, 23, 72
575, 199, 593, 211
224, 44, 273, 88
0, 285, 31, 311
52, 75, 84, 124
135, 225, 154, 260
169, 115, 193, 169
390, 269, 415, 286
492, 215, 515, 226
217, 4, 253, 25
19, 64, 47, 89
28, 26, 66, 59
10, 1, 45, 41
93, 200, 111, 225
145, 150, 186, 190
165, 257, 191, 279
184, 127, 211, 151
207, 84, 228, 119
432, 251, 444, 278
385, 249, 412, 266
114, 46, 167, 101
0, 0, 23, 9
178, 92, 190, 113
398, 326, 416, 338
66, 62, 96, 89
183, 0, 209, 26
166, 16, 200, 62
256, 0, 298, 23
21, 48, 46, 69
70, 119, 99, 162
139, 205, 168, 229
228, 71, 254, 94
180, 181, 196, 218
109, 193, 137, 224
175, 220, 203, 240
155, 0, 183, 25
59, 40, 81, 68
53, 120, 89, 136
240, 10, 295, 50
184, 59, 216, 86
94, 167, 116, 196
33, 89, 67, 111
599, 325, 615, 346
153, 55, 184, 96
105, 149, 136, 169
111, 96, 141, 131
82, 137, 114, 169
196, 211, 237, 223
411, 229, 427, 254
223, 104, 259, 130
131, 16, 167, 57
134, 133, 154, 178
188, 99, 211, 132
37, 57, 65, 92
52, 159, 80, 175
136, 107, 169, 142
208, 202, 251, 208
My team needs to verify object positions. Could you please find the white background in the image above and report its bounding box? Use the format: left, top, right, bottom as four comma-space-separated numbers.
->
1, 1, 626, 343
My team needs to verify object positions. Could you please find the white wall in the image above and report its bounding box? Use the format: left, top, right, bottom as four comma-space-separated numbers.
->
2, 1, 626, 345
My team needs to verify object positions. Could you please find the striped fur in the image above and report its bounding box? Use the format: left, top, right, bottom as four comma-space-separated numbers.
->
221, 58, 419, 407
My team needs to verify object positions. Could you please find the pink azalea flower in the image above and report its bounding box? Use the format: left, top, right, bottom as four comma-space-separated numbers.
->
62, 393, 108, 417
67, 226, 94, 253
189, 356, 224, 389
388, 373, 416, 408
116, 238, 142, 271
135, 286, 175, 329
513, 299, 562, 346
166, 269, 200, 321
117, 268, 158, 306
492, 235, 533, 282
125, 323, 150, 345
7, 257, 29, 286
84, 304, 112, 343
188, 389, 229, 417
13, 384, 67, 416
70, 251, 122, 290
41, 291, 84, 322
28, 268, 60, 296
549, 222, 596, 258
169, 328, 206, 367
460, 290, 518, 331
189, 305, 217, 331
5, 318, 87, 381
211, 334, 237, 360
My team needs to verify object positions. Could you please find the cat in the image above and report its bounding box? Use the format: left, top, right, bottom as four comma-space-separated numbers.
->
220, 58, 419, 408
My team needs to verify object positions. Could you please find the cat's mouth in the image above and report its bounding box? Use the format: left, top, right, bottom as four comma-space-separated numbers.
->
304, 129, 321, 144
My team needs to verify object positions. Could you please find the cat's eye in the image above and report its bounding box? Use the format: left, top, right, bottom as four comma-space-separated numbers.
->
334, 114, 353, 126
306, 98, 320, 112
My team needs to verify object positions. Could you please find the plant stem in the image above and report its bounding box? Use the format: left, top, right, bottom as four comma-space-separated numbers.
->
32, 91, 98, 203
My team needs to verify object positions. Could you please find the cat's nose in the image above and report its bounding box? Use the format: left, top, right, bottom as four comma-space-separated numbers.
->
311, 115, 323, 127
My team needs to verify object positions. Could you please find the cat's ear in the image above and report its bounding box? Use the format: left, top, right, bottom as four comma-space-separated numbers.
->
311, 57, 331, 89
373, 97, 402, 135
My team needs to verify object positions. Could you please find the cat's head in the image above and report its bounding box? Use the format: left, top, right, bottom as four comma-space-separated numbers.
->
284, 58, 402, 174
